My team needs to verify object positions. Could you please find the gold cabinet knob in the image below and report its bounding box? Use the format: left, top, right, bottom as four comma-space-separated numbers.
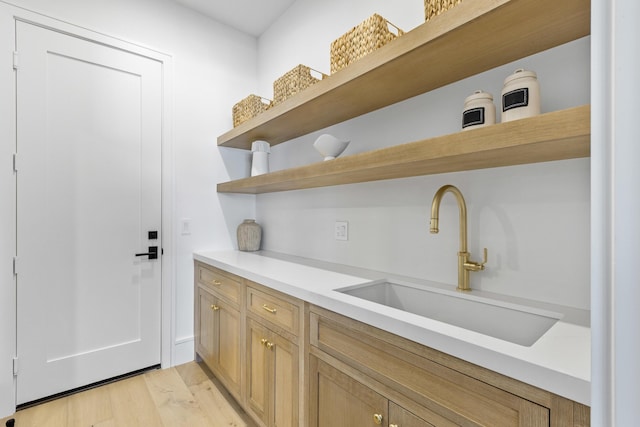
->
260, 338, 268, 345
390, 424, 399, 427
210, 304, 220, 311
373, 413, 383, 425
265, 341, 274, 350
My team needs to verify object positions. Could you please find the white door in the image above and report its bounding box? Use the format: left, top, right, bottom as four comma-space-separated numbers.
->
15, 21, 163, 404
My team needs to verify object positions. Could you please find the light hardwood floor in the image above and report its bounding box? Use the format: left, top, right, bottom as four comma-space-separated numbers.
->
0, 362, 257, 427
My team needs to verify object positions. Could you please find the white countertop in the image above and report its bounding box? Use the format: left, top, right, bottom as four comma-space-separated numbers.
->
194, 250, 591, 406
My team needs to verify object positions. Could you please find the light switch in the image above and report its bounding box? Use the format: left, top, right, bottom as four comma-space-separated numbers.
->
181, 218, 192, 235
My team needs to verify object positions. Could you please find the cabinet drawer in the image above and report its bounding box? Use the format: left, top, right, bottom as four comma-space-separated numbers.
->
196, 263, 242, 306
247, 285, 300, 335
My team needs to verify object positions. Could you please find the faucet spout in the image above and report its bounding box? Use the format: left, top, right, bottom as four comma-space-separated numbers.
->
430, 185, 487, 291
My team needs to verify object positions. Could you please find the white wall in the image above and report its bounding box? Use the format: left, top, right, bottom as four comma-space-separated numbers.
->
254, 1, 591, 310
0, 4, 17, 418
0, 0, 257, 416
591, 0, 640, 424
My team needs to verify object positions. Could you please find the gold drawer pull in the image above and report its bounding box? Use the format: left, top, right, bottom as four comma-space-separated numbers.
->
210, 304, 220, 311
390, 424, 398, 427
212, 280, 222, 285
262, 304, 277, 314
373, 413, 383, 425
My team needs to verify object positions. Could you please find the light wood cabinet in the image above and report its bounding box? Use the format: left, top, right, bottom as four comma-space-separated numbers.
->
194, 263, 243, 400
194, 262, 589, 427
195, 285, 216, 366
247, 285, 300, 334
311, 356, 388, 427
245, 282, 303, 427
246, 318, 299, 427
309, 305, 588, 427
312, 355, 436, 427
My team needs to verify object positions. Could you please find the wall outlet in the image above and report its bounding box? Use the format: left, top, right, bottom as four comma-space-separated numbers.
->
335, 221, 348, 241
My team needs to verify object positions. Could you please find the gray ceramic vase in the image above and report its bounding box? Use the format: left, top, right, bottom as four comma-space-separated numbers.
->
237, 219, 262, 251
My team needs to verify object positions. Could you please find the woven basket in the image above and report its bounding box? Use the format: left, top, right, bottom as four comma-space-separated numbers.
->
330, 14, 404, 74
232, 94, 272, 127
425, 0, 463, 21
273, 64, 327, 106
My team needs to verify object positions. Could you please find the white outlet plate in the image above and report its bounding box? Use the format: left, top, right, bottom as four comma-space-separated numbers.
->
335, 221, 348, 241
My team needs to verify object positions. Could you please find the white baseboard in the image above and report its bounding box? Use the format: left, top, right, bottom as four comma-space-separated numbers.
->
173, 336, 194, 366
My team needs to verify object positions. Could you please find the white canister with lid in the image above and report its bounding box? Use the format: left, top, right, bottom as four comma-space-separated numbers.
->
462, 90, 495, 130
250, 140, 270, 177
501, 68, 540, 122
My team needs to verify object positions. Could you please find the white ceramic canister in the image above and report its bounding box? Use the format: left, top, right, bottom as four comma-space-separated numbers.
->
251, 140, 270, 177
462, 90, 495, 130
501, 68, 540, 122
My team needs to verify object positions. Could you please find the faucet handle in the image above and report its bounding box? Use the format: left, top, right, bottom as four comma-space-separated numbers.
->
480, 247, 488, 267
464, 248, 488, 272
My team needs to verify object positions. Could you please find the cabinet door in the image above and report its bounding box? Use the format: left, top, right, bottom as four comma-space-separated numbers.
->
195, 284, 241, 398
195, 285, 216, 367
389, 402, 435, 427
247, 319, 271, 425
215, 299, 242, 396
272, 332, 299, 427
311, 356, 388, 427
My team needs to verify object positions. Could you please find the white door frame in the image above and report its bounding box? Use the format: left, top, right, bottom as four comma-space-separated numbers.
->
0, 1, 175, 417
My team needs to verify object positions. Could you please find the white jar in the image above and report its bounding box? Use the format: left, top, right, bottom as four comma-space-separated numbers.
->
250, 140, 270, 177
501, 69, 540, 122
462, 90, 495, 130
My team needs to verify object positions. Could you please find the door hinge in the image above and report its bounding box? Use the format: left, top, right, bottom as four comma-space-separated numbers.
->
12, 51, 18, 70
12, 357, 18, 376
13, 256, 19, 276
12, 153, 18, 172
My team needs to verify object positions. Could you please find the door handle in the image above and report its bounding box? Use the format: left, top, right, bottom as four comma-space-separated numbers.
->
135, 246, 158, 260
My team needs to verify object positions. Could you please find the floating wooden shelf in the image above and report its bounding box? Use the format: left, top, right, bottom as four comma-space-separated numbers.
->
217, 105, 590, 194
217, 0, 590, 150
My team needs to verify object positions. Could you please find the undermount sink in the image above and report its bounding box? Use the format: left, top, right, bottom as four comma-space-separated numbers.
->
336, 280, 562, 346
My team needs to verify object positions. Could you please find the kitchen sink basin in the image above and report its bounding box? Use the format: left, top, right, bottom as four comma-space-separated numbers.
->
336, 280, 562, 346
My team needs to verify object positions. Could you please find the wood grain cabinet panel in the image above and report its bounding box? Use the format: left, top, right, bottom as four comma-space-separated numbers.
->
195, 285, 216, 367
196, 264, 242, 306
311, 356, 387, 427
247, 284, 300, 335
194, 262, 243, 401
246, 318, 299, 427
310, 355, 439, 427
389, 402, 436, 427
309, 307, 575, 427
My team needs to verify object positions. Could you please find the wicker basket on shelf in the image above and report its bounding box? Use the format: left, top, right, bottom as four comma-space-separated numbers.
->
425, 0, 463, 21
273, 64, 327, 106
232, 94, 272, 127
330, 13, 404, 74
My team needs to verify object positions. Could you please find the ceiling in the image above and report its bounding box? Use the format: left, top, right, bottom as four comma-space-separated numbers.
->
172, 0, 297, 37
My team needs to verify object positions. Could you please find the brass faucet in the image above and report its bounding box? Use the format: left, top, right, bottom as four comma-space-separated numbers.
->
430, 185, 487, 292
